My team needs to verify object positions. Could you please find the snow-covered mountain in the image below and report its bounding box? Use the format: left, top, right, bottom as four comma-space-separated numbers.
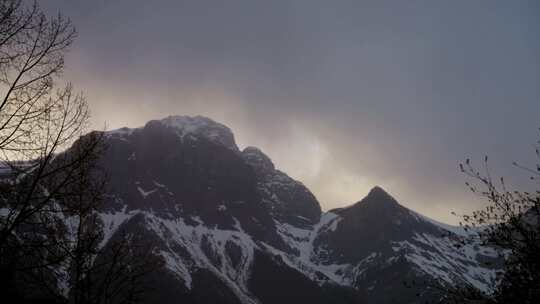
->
88, 115, 500, 303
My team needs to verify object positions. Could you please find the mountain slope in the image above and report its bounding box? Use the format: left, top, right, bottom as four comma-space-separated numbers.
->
81, 115, 501, 303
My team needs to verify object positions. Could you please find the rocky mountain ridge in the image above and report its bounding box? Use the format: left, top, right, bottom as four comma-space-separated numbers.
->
84, 115, 501, 303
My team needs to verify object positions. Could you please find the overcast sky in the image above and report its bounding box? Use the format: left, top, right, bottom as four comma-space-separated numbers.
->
44, 0, 540, 224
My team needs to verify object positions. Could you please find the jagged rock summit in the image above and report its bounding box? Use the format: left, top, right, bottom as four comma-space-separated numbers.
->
108, 115, 239, 150
335, 186, 404, 214
72, 115, 501, 303
160, 115, 239, 151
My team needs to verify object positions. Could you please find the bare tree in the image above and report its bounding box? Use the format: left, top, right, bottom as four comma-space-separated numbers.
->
0, 1, 159, 303
0, 0, 85, 244
0, 1, 90, 299
5, 132, 160, 304
57, 136, 160, 304
455, 134, 540, 303
0, 0, 82, 158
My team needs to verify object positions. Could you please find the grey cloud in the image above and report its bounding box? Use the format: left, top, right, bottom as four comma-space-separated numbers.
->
43, 0, 540, 223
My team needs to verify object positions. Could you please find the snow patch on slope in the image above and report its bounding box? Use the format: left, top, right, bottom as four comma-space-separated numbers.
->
98, 205, 135, 247
392, 232, 498, 293
143, 213, 259, 304
264, 212, 361, 286
137, 186, 157, 198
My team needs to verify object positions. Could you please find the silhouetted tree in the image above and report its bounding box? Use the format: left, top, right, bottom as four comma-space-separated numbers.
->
454, 133, 540, 303
0, 1, 159, 303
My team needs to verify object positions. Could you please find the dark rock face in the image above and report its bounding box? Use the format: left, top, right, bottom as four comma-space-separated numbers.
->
248, 251, 364, 304
242, 146, 321, 227
242, 147, 275, 177
71, 116, 500, 304
100, 117, 284, 248
315, 186, 443, 264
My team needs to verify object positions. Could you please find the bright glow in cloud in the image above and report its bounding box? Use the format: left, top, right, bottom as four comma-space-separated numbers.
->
43, 0, 540, 224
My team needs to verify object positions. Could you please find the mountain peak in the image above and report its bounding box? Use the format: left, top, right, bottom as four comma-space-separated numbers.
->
365, 186, 395, 202
158, 115, 238, 150
107, 115, 239, 151
160, 115, 218, 128
360, 186, 402, 209
336, 186, 403, 216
